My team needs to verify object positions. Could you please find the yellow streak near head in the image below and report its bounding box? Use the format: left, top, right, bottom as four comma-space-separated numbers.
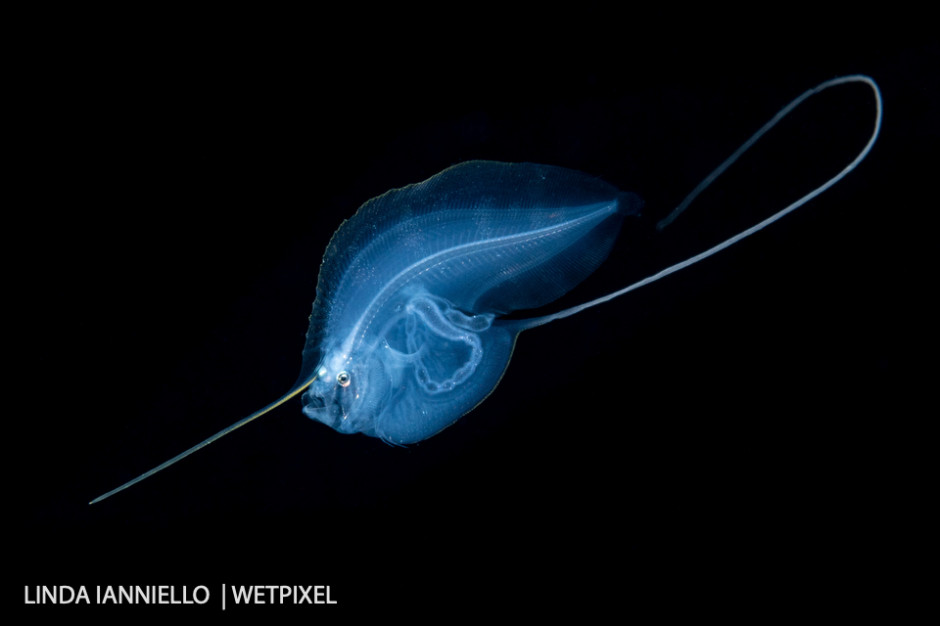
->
89, 374, 318, 505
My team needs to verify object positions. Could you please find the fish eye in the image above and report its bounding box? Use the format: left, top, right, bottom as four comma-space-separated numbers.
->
336, 371, 351, 387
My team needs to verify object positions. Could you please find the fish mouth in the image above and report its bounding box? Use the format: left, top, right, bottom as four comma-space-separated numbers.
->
301, 393, 352, 432
301, 393, 334, 427
303, 394, 326, 410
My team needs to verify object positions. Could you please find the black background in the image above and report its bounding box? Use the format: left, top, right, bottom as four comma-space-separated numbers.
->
11, 7, 933, 620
